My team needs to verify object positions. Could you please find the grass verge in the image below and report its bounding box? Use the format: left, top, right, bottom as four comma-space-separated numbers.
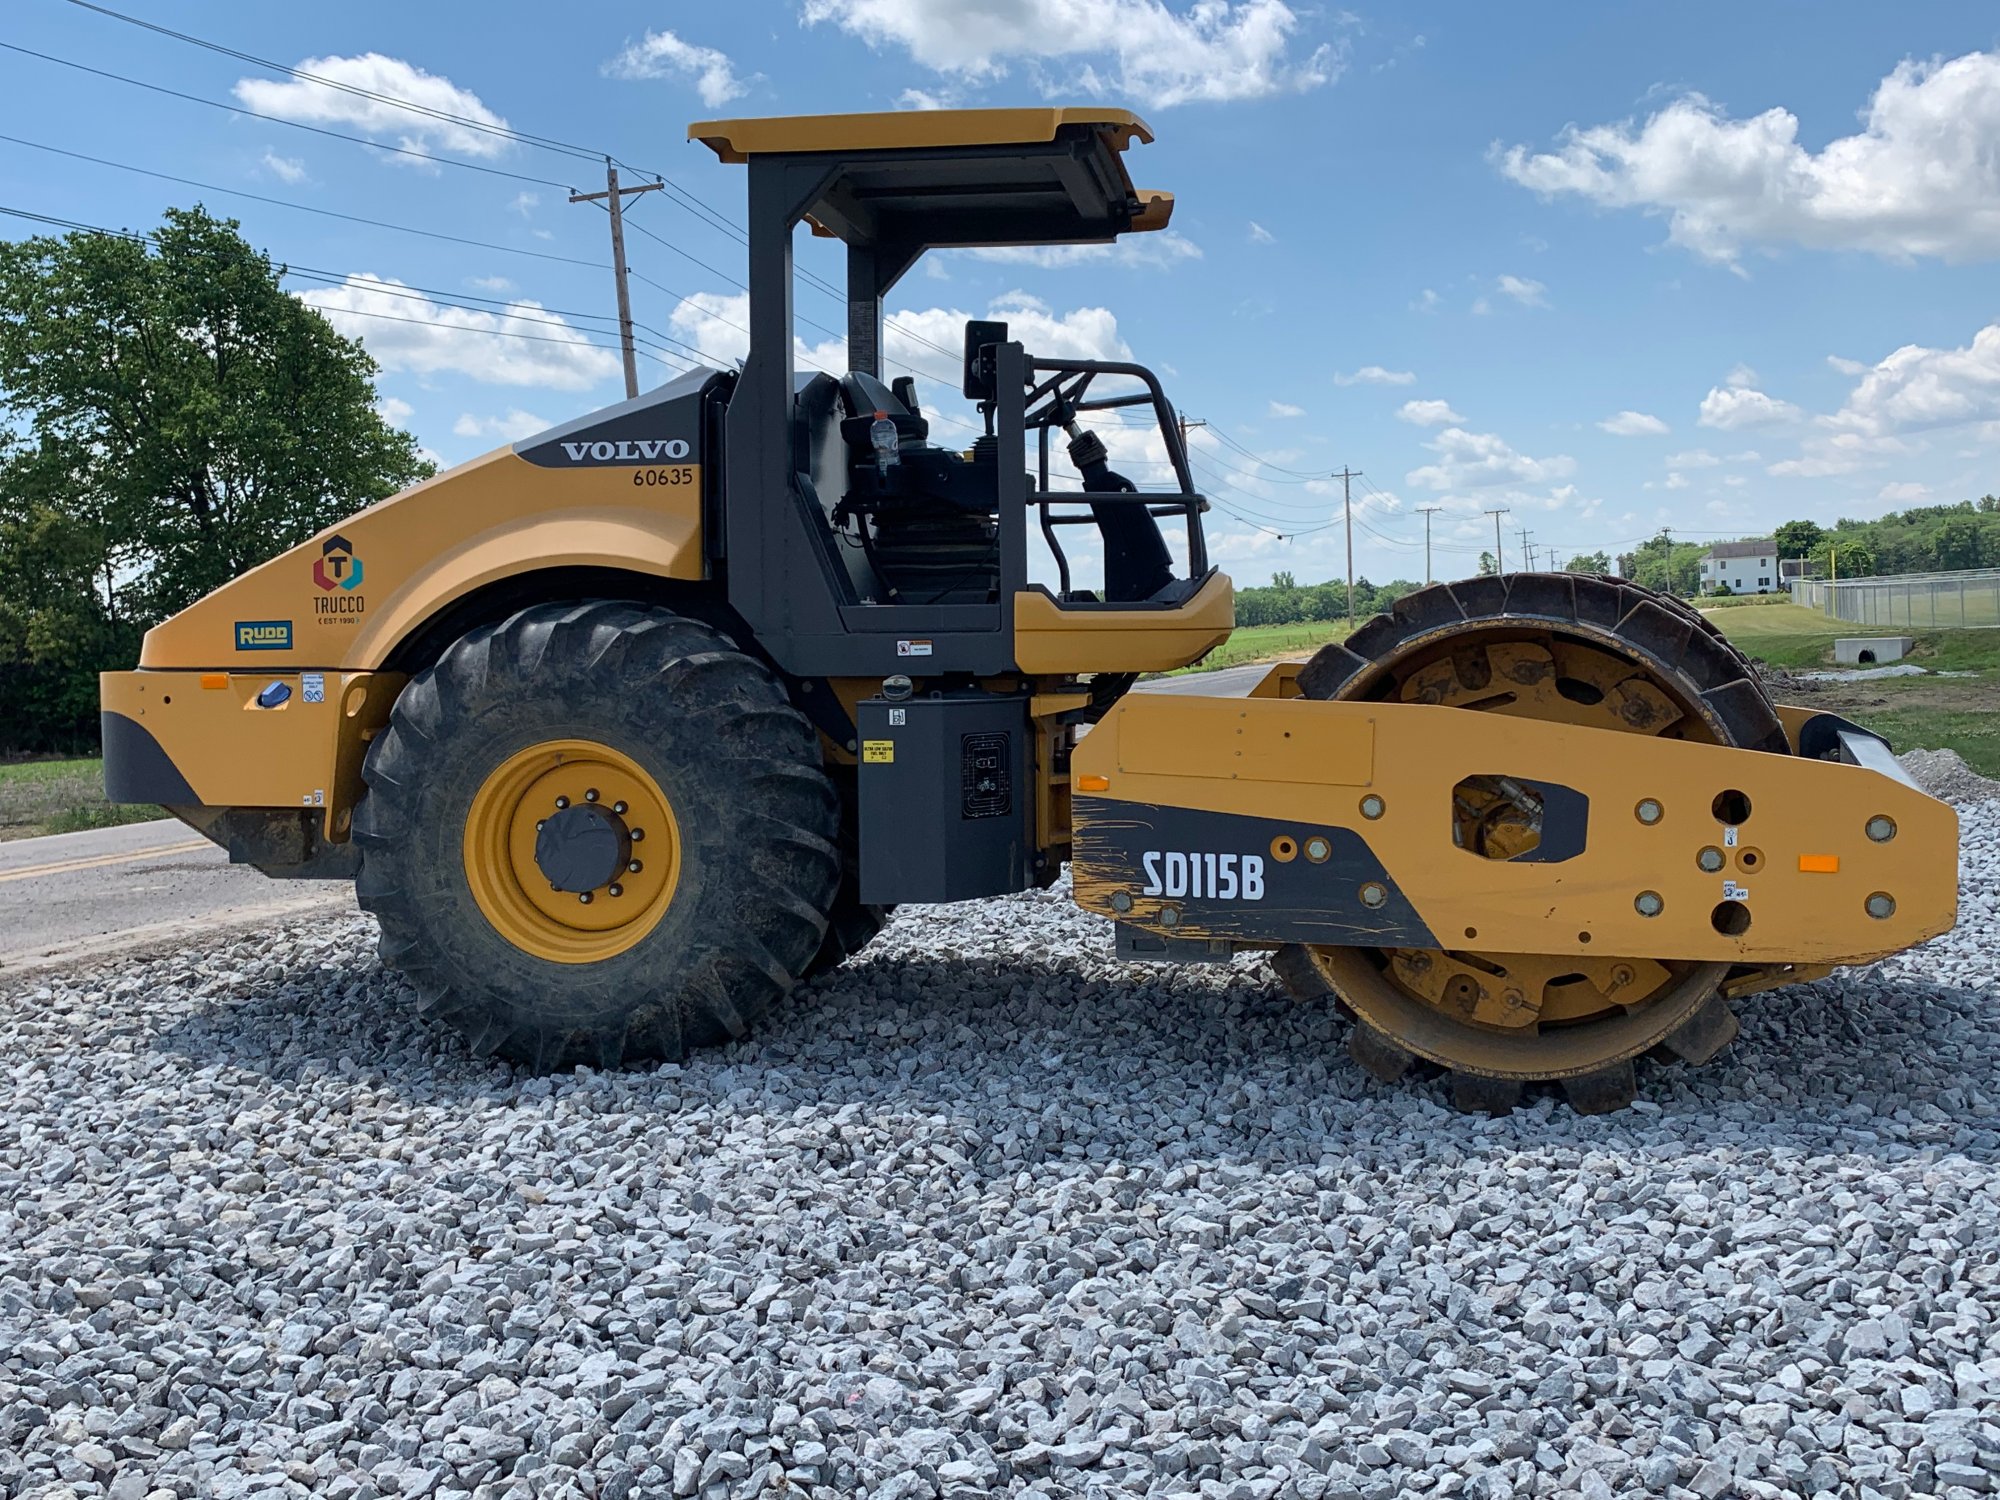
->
1705, 604, 2000, 776
1167, 619, 1355, 675
0, 758, 160, 842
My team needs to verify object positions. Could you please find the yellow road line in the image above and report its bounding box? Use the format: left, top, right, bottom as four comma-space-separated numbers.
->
0, 838, 213, 885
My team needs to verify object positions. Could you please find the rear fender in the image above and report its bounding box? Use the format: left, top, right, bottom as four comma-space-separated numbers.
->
138, 450, 704, 672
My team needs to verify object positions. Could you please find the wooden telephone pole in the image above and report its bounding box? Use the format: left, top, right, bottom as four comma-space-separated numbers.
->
1336, 467, 1362, 624
1415, 505, 1443, 585
570, 159, 664, 399
1484, 507, 1510, 573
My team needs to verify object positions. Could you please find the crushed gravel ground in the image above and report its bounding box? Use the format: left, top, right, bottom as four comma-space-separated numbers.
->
1901, 749, 2000, 808
1, 795, 1996, 1500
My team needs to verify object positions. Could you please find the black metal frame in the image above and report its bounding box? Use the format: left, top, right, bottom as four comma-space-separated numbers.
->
721, 136, 1208, 679
1020, 357, 1209, 598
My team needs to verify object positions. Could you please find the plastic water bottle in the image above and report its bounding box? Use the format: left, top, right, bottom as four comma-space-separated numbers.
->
870, 411, 900, 475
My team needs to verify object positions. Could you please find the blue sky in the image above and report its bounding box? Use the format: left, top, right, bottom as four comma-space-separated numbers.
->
7, 0, 2000, 587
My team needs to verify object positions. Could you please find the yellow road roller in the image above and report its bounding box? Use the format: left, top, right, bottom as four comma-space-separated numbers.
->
100, 108, 1958, 1111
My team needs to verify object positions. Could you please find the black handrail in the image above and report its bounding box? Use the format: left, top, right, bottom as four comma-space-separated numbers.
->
1012, 355, 1211, 589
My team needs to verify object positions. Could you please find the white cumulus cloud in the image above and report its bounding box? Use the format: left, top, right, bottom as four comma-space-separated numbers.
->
1334, 365, 1415, 386
298, 274, 620, 390
603, 30, 754, 107
1495, 50, 2000, 266
959, 231, 1202, 270
260, 150, 307, 183
1407, 428, 1575, 490
234, 55, 513, 159
1248, 221, 1275, 243
1267, 400, 1305, 418
453, 409, 553, 442
1496, 274, 1548, 308
1598, 409, 1668, 436
1822, 320, 2000, 438
668, 288, 1130, 390
1698, 382, 1801, 430
799, 0, 1342, 108
1396, 399, 1464, 427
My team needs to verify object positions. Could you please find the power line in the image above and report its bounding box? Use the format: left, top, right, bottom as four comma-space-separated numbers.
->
0, 204, 700, 374
0, 41, 582, 190
0, 132, 609, 270
61, 0, 606, 163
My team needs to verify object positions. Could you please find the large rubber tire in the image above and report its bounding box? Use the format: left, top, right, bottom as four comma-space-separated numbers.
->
353, 601, 841, 1070
802, 772, 896, 979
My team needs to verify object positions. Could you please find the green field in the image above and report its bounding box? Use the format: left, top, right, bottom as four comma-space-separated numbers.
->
1703, 602, 2000, 777
1167, 618, 1354, 673
0, 758, 159, 842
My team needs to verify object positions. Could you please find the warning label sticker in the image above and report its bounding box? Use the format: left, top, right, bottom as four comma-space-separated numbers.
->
895, 639, 933, 657
862, 740, 895, 764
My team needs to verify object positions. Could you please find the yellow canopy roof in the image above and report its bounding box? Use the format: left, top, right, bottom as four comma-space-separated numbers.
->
689, 107, 1153, 163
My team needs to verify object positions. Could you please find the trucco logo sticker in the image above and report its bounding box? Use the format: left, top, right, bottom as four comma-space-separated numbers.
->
312, 533, 366, 625
236, 620, 293, 651
313, 534, 363, 591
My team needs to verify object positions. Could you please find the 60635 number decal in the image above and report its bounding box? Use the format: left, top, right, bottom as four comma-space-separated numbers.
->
631, 466, 696, 488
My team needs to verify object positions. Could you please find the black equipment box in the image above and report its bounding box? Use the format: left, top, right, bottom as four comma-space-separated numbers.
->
857, 689, 1032, 904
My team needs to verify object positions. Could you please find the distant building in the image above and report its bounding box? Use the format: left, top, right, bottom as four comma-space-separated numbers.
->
1700, 539, 1778, 594
1778, 557, 1820, 584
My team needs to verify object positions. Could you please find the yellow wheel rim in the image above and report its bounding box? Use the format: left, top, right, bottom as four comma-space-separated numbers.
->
462, 738, 682, 964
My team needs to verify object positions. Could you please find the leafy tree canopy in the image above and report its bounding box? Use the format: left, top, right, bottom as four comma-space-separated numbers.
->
0, 206, 432, 750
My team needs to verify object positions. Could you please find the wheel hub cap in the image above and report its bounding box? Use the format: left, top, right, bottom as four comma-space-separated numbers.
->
535, 803, 631, 892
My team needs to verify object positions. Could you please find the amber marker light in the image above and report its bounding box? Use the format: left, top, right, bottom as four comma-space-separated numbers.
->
1798, 854, 1840, 874
1076, 774, 1111, 792
200, 673, 228, 690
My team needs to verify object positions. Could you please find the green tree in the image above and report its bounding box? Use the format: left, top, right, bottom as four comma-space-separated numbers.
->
1477, 551, 1497, 576
1773, 519, 1825, 560
1269, 570, 1296, 589
1563, 551, 1611, 575
1933, 516, 1986, 570
0, 207, 431, 749
1819, 538, 1877, 578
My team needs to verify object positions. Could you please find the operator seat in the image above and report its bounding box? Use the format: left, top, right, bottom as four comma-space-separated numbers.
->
838, 371, 929, 450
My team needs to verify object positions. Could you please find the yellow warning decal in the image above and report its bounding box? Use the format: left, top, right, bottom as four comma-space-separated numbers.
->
862, 740, 895, 764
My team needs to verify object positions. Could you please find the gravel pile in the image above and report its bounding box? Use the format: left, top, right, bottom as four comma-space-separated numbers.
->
1902, 749, 2000, 807
2, 799, 1996, 1500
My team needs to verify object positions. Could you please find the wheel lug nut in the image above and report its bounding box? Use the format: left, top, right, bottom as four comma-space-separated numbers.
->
628, 859, 643, 873
555, 796, 570, 810
536, 820, 546, 832
630, 828, 645, 842
608, 883, 624, 898
578, 891, 593, 905
613, 800, 628, 815
585, 788, 599, 802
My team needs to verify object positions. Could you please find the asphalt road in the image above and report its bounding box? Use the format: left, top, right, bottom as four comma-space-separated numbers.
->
1132, 663, 1273, 697
0, 817, 349, 978
0, 661, 1279, 976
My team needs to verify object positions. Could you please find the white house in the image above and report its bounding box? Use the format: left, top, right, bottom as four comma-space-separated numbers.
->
1699, 539, 1778, 595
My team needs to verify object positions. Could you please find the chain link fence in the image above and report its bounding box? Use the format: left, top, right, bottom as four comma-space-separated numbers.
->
1791, 567, 2000, 629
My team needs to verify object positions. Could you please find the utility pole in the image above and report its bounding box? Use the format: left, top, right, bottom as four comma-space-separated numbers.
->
1517, 527, 1535, 571
570, 158, 663, 399
1336, 466, 1362, 625
1484, 507, 1510, 573
1177, 413, 1206, 464
1415, 505, 1443, 585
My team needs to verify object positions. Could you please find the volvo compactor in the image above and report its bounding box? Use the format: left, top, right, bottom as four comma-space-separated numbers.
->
101, 109, 1959, 1113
